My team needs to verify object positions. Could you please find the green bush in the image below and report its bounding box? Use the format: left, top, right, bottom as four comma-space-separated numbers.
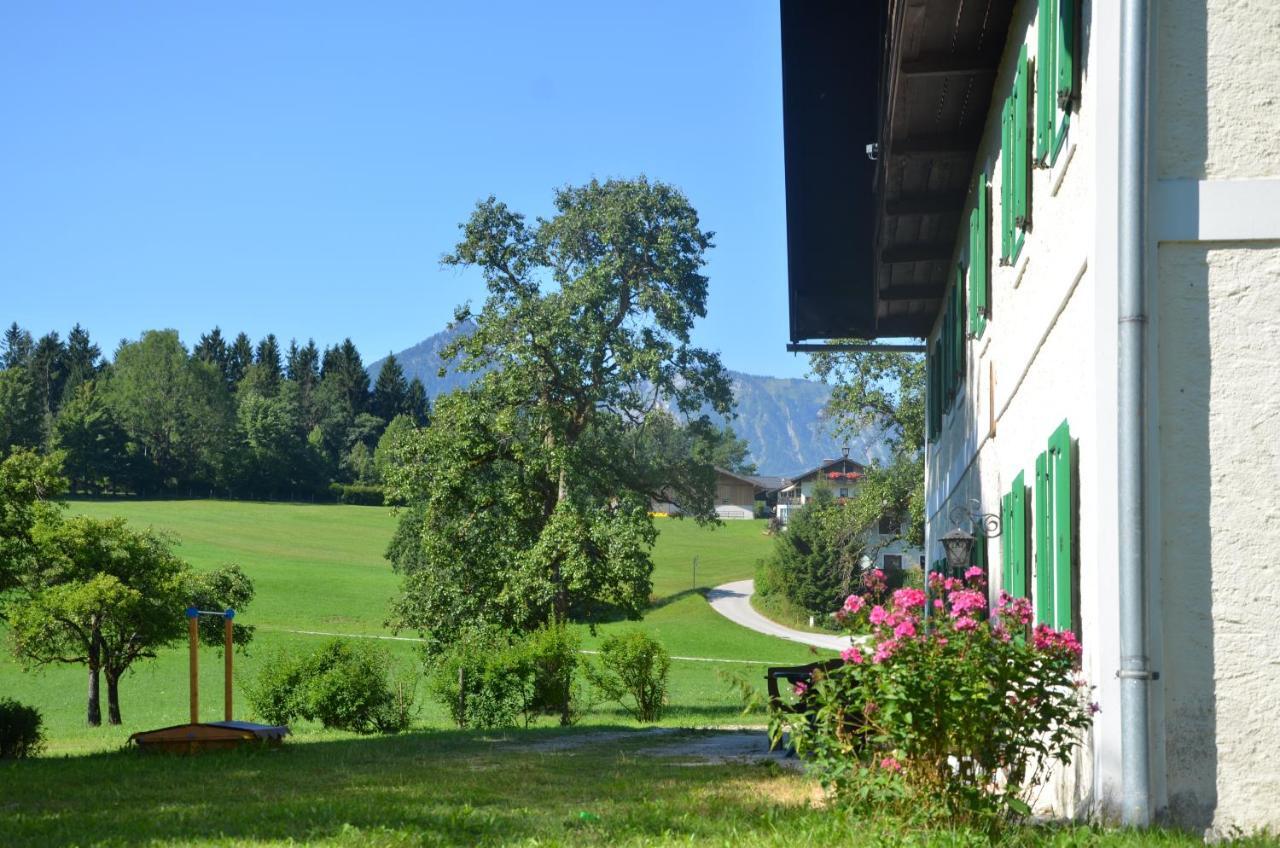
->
0, 698, 45, 759
427, 626, 532, 730
585, 630, 669, 722
518, 621, 581, 725
767, 487, 852, 616
328, 483, 385, 506
244, 639, 415, 734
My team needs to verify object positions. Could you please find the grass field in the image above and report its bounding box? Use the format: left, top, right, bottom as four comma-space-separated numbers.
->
1, 500, 824, 754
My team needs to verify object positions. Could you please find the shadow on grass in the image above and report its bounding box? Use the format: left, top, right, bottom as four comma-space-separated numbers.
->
0, 725, 798, 847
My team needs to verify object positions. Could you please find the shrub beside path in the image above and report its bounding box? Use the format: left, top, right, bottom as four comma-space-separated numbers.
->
706, 580, 851, 652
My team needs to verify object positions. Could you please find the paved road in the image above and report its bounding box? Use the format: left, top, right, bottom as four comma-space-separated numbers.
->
706, 579, 852, 652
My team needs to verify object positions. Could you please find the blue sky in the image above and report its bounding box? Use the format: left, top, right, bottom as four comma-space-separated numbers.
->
0, 1, 812, 379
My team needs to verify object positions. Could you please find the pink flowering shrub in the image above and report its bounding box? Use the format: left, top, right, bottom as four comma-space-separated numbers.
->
770, 569, 1096, 827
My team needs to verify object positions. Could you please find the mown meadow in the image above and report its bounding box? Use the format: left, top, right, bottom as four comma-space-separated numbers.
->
1, 500, 821, 755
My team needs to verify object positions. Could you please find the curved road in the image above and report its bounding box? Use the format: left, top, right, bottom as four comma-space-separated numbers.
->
706, 579, 852, 652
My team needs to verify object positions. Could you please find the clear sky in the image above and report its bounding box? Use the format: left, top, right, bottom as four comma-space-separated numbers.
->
0, 1, 818, 379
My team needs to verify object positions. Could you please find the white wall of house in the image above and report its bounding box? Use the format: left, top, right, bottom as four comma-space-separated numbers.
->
1149, 0, 1280, 832
924, 0, 1280, 833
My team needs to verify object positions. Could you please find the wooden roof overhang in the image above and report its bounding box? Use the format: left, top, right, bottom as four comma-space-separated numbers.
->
781, 0, 1015, 341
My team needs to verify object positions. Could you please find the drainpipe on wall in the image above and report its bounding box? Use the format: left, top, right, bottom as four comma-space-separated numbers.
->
1117, 0, 1153, 828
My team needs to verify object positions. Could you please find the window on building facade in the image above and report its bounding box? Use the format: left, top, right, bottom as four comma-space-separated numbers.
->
1036, 0, 1077, 166
1034, 419, 1077, 631
883, 554, 903, 572
878, 515, 896, 536
968, 172, 991, 338
1001, 45, 1031, 264
1002, 471, 1030, 599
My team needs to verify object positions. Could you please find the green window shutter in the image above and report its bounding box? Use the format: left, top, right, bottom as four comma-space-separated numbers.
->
967, 214, 978, 336
1049, 420, 1075, 630
1036, 0, 1054, 163
1054, 0, 1076, 159
1010, 471, 1028, 599
1013, 45, 1030, 255
1000, 97, 1013, 261
956, 287, 963, 392
1001, 491, 1014, 591
974, 175, 989, 336
932, 338, 943, 432
1034, 450, 1053, 624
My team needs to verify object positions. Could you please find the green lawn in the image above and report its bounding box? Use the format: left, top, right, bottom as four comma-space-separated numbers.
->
1, 501, 823, 754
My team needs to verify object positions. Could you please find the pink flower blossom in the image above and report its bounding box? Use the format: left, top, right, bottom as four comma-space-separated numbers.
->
933, 598, 945, 610
1032, 624, 1082, 657
995, 592, 1034, 626
792, 680, 808, 696
872, 639, 899, 663
869, 605, 889, 626
928, 572, 945, 590
840, 646, 864, 664
892, 588, 927, 611
843, 594, 866, 614
893, 618, 917, 639
879, 756, 904, 773
964, 566, 986, 584
948, 589, 987, 617
953, 615, 979, 632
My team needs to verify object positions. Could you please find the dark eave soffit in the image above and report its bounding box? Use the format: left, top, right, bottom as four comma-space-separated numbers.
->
782, 0, 1015, 342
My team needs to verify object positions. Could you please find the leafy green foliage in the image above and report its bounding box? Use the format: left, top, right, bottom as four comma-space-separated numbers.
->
244, 639, 415, 734
0, 698, 45, 759
809, 345, 925, 548
426, 626, 533, 730
0, 449, 66, 595
585, 630, 670, 722
758, 487, 858, 616
387, 178, 732, 644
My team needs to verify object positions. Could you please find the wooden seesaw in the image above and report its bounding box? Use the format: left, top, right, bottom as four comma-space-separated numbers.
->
129, 607, 289, 753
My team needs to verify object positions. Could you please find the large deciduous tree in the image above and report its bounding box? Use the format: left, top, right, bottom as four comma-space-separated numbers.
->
386, 178, 732, 646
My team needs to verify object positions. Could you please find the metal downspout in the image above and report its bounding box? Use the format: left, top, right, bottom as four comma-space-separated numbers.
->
1117, 0, 1153, 828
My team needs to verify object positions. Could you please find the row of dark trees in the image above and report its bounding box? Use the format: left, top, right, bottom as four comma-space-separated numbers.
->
0, 321, 428, 497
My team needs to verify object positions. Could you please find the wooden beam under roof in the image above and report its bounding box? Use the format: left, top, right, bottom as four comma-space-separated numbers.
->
891, 134, 980, 158
901, 54, 1000, 78
878, 283, 946, 302
885, 192, 967, 216
880, 242, 954, 263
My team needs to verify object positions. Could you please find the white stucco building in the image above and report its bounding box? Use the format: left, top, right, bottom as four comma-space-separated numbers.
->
779, 0, 1279, 834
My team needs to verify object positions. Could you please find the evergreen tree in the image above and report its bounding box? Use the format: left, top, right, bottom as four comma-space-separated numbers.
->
29, 332, 67, 420
61, 324, 102, 402
286, 339, 321, 388
2, 323, 33, 369
241, 334, 284, 397
0, 367, 44, 452
193, 327, 231, 384
371, 354, 408, 422
405, 377, 430, 426
53, 382, 128, 493
227, 332, 254, 386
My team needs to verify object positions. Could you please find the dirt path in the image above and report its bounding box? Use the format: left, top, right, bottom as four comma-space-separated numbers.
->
706, 579, 852, 652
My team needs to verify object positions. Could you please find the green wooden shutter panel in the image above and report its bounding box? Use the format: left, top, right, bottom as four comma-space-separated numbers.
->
1001, 491, 1014, 591
1011, 470, 1028, 599
1049, 420, 1075, 630
1013, 45, 1030, 239
975, 175, 989, 335
955, 266, 966, 390
1000, 98, 1013, 261
1056, 0, 1076, 111
1034, 451, 1053, 624
967, 212, 978, 335
1036, 0, 1054, 163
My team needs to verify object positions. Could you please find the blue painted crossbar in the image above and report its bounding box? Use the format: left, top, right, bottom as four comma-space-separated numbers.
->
185, 607, 235, 619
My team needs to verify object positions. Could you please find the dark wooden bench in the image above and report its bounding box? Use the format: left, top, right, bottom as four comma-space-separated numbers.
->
765, 658, 845, 714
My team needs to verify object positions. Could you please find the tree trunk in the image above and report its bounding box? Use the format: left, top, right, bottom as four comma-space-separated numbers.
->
105, 671, 122, 725
86, 636, 101, 727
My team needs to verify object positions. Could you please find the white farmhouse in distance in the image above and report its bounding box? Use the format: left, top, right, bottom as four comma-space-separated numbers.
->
777, 456, 925, 572
779, 0, 1280, 835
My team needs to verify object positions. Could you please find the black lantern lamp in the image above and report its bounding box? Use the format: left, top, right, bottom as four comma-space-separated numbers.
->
940, 527, 976, 579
